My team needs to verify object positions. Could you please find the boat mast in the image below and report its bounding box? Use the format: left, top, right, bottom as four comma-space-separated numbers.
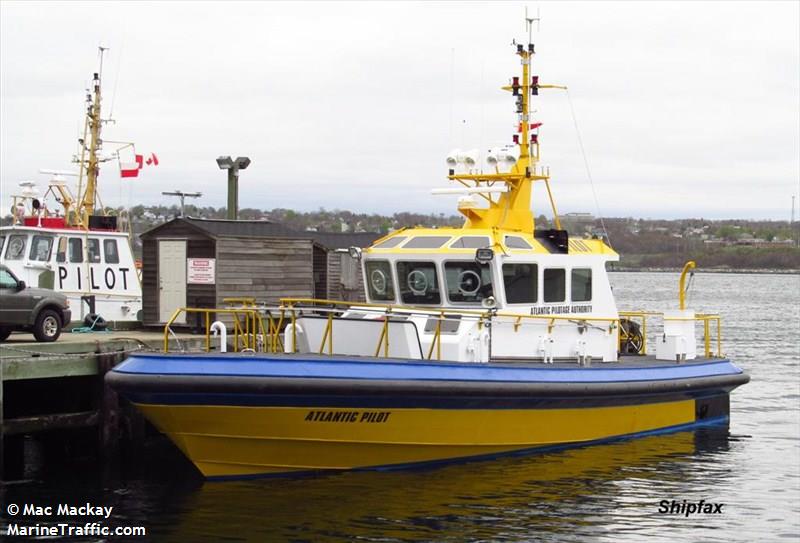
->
448, 17, 565, 232
74, 47, 107, 228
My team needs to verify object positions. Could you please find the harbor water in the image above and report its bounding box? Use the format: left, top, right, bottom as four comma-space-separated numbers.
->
1, 272, 798, 542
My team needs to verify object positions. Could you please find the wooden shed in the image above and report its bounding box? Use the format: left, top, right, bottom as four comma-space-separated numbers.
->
139, 217, 379, 326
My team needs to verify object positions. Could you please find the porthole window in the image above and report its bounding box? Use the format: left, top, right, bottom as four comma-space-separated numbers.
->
444, 261, 493, 304
365, 260, 395, 302
396, 261, 440, 305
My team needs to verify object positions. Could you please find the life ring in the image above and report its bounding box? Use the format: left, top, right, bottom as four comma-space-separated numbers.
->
457, 269, 481, 296
407, 270, 429, 296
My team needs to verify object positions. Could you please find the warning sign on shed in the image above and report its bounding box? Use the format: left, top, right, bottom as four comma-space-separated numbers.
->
187, 258, 216, 284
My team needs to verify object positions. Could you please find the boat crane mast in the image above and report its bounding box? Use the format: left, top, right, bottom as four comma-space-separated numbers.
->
448, 15, 566, 233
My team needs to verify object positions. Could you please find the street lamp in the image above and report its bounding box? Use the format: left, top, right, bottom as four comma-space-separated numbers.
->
162, 190, 202, 217
216, 155, 251, 220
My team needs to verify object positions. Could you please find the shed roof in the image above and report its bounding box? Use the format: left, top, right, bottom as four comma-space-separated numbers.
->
141, 217, 381, 249
311, 232, 384, 250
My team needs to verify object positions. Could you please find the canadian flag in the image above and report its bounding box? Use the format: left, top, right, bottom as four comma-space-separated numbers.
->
120, 153, 159, 178
120, 154, 143, 178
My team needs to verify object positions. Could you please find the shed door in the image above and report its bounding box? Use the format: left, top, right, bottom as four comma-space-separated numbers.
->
159, 240, 187, 323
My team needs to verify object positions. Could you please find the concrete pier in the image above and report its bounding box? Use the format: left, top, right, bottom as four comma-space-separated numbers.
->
0, 330, 208, 480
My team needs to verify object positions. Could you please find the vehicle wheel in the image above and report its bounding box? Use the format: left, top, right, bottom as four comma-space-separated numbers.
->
0, 327, 11, 342
33, 309, 62, 342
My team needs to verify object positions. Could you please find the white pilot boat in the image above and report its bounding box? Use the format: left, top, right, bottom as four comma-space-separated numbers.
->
1, 49, 142, 325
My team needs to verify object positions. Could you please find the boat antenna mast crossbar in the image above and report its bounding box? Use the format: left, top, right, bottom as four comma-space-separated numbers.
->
447, 15, 566, 232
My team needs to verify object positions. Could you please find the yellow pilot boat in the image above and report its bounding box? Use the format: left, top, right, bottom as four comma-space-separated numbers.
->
107, 21, 749, 479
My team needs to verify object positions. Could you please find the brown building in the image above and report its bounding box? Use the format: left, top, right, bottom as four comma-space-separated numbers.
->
139, 217, 380, 327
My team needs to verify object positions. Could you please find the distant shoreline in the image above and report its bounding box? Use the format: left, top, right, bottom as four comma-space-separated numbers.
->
610, 267, 799, 275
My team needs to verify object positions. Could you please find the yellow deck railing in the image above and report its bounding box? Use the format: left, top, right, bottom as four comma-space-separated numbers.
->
665, 313, 723, 358
163, 307, 270, 353
162, 298, 722, 360
619, 310, 723, 358
278, 298, 620, 361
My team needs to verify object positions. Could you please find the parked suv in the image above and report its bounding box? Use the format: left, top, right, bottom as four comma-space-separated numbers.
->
0, 264, 71, 342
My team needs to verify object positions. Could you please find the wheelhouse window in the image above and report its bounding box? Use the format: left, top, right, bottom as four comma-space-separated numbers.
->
87, 238, 101, 263
68, 238, 83, 263
504, 236, 533, 249
444, 261, 493, 304
0, 235, 5, 254
29, 235, 53, 261
402, 236, 450, 249
503, 263, 538, 304
449, 236, 491, 249
372, 236, 407, 249
543, 268, 566, 303
104, 239, 120, 264
572, 268, 592, 302
365, 260, 396, 302
5, 235, 26, 260
396, 261, 441, 305
56, 238, 67, 263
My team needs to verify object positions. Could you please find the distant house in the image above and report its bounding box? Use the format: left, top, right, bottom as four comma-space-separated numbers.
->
139, 217, 380, 327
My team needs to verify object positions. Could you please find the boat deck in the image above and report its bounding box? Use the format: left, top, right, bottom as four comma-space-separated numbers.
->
489, 354, 725, 369
125, 349, 732, 373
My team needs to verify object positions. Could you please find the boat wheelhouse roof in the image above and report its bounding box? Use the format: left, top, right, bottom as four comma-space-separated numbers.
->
0, 224, 130, 238
366, 227, 618, 257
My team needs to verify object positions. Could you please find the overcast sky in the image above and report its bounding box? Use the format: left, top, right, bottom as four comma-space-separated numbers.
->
1, 1, 798, 220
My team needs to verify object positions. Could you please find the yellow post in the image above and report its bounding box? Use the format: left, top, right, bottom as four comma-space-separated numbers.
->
163, 308, 183, 352
374, 322, 387, 357
291, 308, 298, 353
642, 315, 647, 354
273, 310, 285, 352
328, 313, 333, 354
202, 312, 208, 352
257, 314, 268, 353
232, 315, 239, 352
679, 261, 696, 310
318, 314, 333, 355
704, 318, 711, 357
384, 315, 390, 357
437, 312, 443, 360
